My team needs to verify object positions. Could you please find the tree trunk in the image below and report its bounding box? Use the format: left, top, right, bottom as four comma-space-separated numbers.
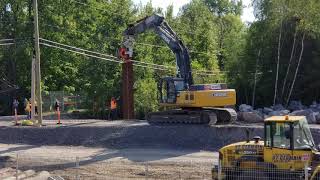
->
251, 48, 261, 108
281, 26, 297, 102
273, 20, 283, 106
286, 33, 306, 106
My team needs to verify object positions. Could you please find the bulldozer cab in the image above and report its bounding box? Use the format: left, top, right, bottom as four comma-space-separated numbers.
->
264, 116, 316, 169
158, 77, 185, 104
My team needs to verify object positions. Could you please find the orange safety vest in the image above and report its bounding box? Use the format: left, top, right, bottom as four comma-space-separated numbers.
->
111, 100, 117, 110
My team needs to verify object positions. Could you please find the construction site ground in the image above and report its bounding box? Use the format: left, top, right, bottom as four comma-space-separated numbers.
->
1, 117, 320, 179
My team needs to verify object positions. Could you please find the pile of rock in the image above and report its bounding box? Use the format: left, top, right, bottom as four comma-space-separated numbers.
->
237, 101, 320, 124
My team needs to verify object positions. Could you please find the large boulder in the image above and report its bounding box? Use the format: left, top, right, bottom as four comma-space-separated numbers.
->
239, 104, 254, 112
288, 101, 305, 111
263, 107, 274, 114
316, 113, 320, 124
271, 104, 286, 111
268, 110, 290, 116
310, 101, 320, 112
238, 112, 264, 123
254, 109, 264, 117
289, 109, 317, 124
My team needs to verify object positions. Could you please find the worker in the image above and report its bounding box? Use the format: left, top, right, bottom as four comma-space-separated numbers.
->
110, 97, 117, 120
25, 100, 31, 119
54, 99, 60, 112
12, 98, 19, 115
24, 98, 28, 117
34, 100, 38, 115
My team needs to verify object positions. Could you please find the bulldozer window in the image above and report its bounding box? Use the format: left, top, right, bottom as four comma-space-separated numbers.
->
266, 122, 292, 149
274, 123, 291, 149
265, 124, 272, 147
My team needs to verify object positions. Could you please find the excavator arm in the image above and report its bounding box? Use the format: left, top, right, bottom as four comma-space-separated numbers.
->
122, 14, 193, 87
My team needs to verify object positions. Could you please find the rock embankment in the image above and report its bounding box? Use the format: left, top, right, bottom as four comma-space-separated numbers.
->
238, 101, 320, 124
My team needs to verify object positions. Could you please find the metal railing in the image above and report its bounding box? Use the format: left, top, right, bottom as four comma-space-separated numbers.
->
214, 161, 313, 180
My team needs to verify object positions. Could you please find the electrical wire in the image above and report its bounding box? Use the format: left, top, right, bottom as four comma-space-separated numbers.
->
0, 43, 14, 46
132, 63, 174, 72
40, 38, 226, 76
40, 41, 174, 73
40, 42, 123, 64
130, 59, 175, 70
40, 21, 214, 56
40, 38, 177, 70
135, 42, 216, 56
40, 38, 118, 59
0, 39, 14, 42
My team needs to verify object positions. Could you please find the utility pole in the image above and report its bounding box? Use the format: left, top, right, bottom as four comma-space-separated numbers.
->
33, 0, 43, 125
31, 54, 36, 120
119, 41, 134, 119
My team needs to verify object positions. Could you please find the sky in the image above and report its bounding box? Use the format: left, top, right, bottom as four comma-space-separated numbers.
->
132, 0, 255, 23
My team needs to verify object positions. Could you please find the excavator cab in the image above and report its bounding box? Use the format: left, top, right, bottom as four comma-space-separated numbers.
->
158, 77, 186, 104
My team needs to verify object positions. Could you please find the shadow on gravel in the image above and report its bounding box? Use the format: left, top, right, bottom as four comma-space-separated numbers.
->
17, 150, 120, 172
0, 145, 37, 154
17, 148, 194, 172
0, 155, 15, 169
57, 120, 101, 127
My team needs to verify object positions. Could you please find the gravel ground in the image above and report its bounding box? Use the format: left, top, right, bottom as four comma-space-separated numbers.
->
1, 117, 320, 179
0, 144, 217, 179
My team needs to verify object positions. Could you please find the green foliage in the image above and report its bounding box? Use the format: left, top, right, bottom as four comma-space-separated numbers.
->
204, 0, 242, 16
236, 0, 320, 106
134, 77, 158, 119
4, 0, 320, 117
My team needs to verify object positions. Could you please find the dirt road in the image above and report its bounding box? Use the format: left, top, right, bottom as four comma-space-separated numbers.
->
0, 144, 218, 179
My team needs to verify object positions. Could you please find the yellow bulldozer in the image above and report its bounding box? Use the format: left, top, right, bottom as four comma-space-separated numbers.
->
212, 116, 320, 180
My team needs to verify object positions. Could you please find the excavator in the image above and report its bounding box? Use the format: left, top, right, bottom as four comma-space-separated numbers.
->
120, 14, 236, 124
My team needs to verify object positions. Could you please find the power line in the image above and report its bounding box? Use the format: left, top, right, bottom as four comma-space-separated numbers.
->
40, 38, 225, 76
0, 43, 15, 46
40, 38, 174, 71
40, 38, 118, 59
133, 63, 174, 72
135, 42, 215, 56
40, 42, 123, 64
0, 39, 14, 42
131, 59, 175, 70
40, 41, 174, 73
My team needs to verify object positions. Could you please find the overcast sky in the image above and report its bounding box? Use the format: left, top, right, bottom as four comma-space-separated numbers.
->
132, 0, 255, 23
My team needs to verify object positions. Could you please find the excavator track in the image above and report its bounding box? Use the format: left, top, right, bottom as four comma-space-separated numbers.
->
146, 108, 237, 125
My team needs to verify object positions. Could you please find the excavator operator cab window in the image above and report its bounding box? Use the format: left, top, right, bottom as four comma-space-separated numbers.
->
167, 81, 176, 103
174, 80, 185, 91
159, 78, 178, 104
265, 122, 293, 150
